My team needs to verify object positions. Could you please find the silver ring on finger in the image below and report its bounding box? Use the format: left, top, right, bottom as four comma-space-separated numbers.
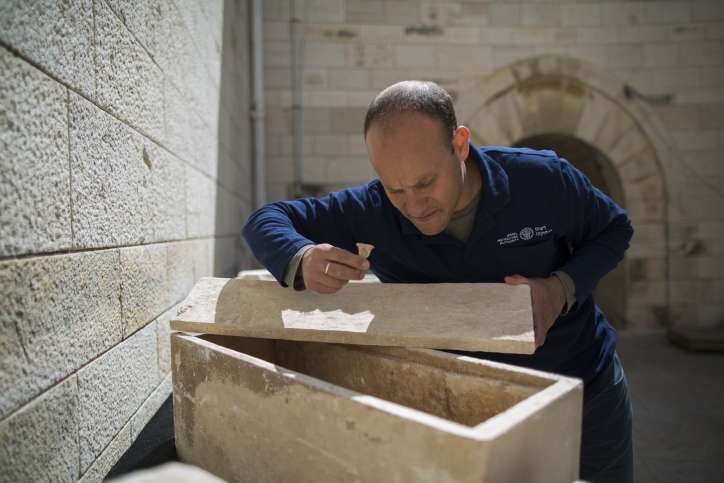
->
324, 262, 331, 275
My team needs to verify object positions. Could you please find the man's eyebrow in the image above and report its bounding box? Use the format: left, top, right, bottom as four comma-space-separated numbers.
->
412, 175, 435, 188
383, 174, 435, 192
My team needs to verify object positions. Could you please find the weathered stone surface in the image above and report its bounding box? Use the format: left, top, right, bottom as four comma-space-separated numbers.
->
0, 250, 122, 419
217, 187, 245, 237
147, 143, 187, 242
303, 67, 328, 88
172, 278, 535, 353
219, 0, 249, 120
0, 315, 28, 416
105, 0, 164, 61
78, 369, 171, 481
69, 92, 152, 246
0, 0, 94, 96
217, 152, 251, 201
94, 0, 163, 140
174, 0, 223, 88
173, 333, 582, 483
164, 83, 218, 178
119, 241, 193, 336
0, 376, 79, 482
186, 166, 217, 238
346, 0, 384, 24
156, 305, 179, 376
78, 322, 159, 472
78, 421, 132, 483
69, 93, 185, 248
157, 0, 221, 146
192, 238, 214, 280
327, 156, 376, 183
486, 93, 525, 143
514, 78, 586, 137
120, 244, 167, 335
156, 0, 193, 83
166, 241, 196, 306
593, 108, 636, 154
466, 109, 511, 146
200, 0, 224, 49
212, 236, 243, 278
158, 1, 220, 134
131, 373, 172, 440
0, 48, 71, 257
330, 107, 367, 134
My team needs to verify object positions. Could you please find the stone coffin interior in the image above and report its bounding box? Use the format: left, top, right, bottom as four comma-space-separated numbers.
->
199, 334, 551, 427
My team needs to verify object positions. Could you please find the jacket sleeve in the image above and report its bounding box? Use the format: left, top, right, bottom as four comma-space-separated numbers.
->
556, 158, 634, 306
242, 188, 365, 286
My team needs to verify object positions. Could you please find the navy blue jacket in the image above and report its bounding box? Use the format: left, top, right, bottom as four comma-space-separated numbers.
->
243, 145, 634, 384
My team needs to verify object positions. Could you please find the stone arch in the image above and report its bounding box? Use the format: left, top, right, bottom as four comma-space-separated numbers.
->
445, 55, 673, 330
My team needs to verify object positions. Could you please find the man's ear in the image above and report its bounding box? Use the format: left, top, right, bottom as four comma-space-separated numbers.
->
452, 126, 470, 161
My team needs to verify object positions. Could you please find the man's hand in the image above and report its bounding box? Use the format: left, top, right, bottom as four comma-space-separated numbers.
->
301, 244, 370, 294
504, 274, 566, 348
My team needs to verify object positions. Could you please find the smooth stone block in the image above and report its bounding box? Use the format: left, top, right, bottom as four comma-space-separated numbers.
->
172, 333, 582, 483
172, 278, 535, 353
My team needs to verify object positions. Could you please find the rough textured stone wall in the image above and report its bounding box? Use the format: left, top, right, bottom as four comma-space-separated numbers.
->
0, 0, 251, 480
262, 0, 724, 331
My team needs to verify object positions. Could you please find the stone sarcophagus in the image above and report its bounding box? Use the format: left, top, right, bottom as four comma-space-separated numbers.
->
171, 278, 583, 483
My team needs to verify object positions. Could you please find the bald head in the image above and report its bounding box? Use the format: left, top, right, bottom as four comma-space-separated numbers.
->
364, 81, 457, 151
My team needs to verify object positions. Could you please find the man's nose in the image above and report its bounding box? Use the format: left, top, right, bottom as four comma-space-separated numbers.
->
407, 193, 429, 217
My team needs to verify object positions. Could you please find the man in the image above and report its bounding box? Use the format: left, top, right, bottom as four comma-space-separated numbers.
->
243, 81, 634, 482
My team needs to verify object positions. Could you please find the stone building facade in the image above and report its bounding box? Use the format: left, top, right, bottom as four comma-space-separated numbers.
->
262, 0, 724, 332
0, 1, 251, 480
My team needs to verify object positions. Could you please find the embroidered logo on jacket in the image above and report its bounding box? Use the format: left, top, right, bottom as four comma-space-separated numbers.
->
520, 227, 534, 240
497, 225, 553, 246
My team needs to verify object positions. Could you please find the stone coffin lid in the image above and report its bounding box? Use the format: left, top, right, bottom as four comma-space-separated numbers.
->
170, 278, 535, 354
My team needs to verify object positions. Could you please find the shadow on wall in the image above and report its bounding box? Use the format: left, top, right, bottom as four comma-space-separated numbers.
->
215, 0, 253, 278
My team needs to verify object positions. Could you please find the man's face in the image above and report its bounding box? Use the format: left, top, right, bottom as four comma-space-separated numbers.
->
366, 113, 468, 236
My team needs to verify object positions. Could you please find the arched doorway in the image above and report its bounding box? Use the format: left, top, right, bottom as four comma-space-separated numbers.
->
514, 134, 628, 328
447, 55, 672, 331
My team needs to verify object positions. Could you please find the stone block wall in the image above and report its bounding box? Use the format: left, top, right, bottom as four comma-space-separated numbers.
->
262, 0, 724, 331
0, 0, 251, 480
